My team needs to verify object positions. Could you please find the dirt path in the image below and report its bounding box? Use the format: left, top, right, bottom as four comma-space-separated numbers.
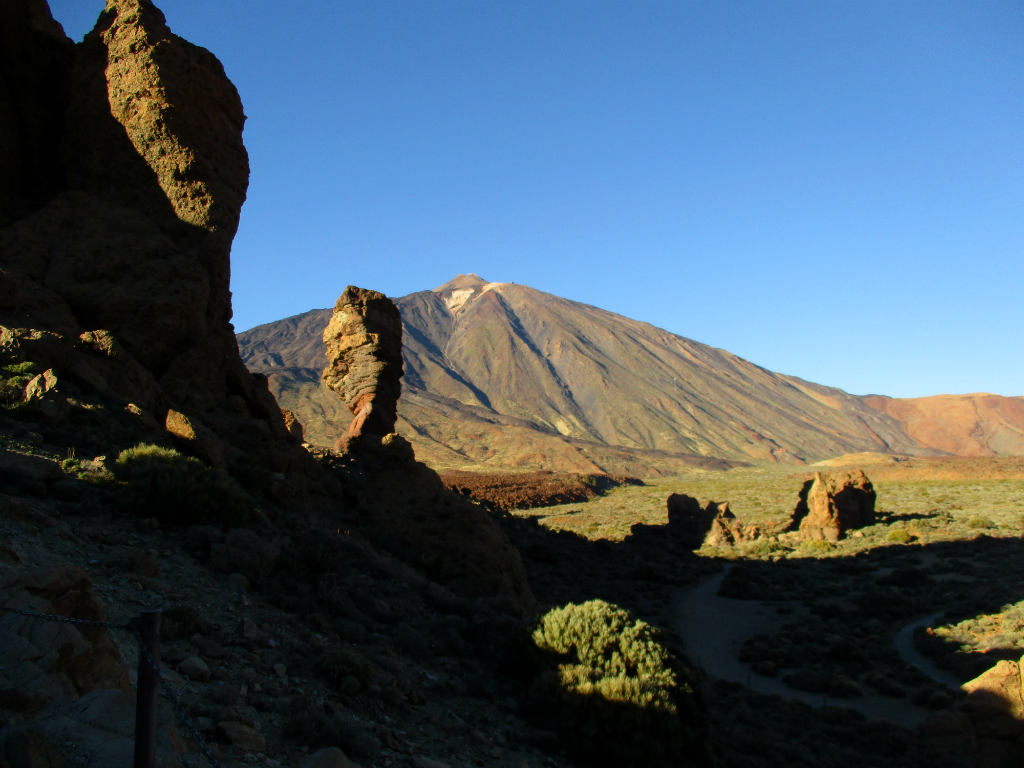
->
674, 566, 950, 727
893, 612, 963, 690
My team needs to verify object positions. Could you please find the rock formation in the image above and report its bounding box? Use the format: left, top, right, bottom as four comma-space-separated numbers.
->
702, 505, 762, 547
322, 286, 404, 451
787, 470, 876, 542
1, 0, 535, 620
664, 493, 717, 548
0, 0, 298, 495
919, 654, 1024, 767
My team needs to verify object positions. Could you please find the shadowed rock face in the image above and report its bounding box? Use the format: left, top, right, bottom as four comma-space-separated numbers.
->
0, 0, 295, 488
788, 470, 876, 542
322, 286, 404, 450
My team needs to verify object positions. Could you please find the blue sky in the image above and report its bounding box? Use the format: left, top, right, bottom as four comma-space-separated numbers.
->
49, 1, 1022, 398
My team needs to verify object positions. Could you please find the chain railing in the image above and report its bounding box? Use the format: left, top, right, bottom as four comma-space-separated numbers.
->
1, 603, 222, 768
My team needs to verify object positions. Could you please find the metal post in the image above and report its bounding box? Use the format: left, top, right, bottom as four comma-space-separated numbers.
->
134, 609, 161, 768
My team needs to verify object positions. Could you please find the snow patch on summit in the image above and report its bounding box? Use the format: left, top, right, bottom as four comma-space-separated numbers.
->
445, 282, 508, 312
445, 288, 476, 312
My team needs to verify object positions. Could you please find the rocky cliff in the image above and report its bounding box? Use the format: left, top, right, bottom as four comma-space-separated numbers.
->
1, 0, 297, 492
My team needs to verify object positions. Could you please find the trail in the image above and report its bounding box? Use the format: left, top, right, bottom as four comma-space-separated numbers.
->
674, 566, 961, 727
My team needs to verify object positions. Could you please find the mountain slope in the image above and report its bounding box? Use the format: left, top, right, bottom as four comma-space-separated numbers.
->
863, 394, 1024, 457
237, 275, 1022, 473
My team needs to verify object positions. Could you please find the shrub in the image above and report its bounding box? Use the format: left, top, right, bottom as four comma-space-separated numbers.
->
528, 600, 709, 766
885, 528, 914, 544
111, 443, 253, 525
533, 599, 681, 711
0, 361, 38, 409
800, 538, 837, 553
966, 515, 995, 530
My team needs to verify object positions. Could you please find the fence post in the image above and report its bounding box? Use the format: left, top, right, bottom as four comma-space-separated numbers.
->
134, 609, 161, 768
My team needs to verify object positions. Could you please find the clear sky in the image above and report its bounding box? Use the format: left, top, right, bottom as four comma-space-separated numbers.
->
49, 1, 1022, 398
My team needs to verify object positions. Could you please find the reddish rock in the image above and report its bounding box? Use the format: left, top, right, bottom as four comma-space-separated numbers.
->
919, 656, 1024, 767
321, 286, 403, 450
0, 566, 130, 702
93, 0, 249, 237
702, 505, 762, 547
787, 470, 876, 542
280, 407, 305, 443
962, 655, 1024, 736
164, 408, 225, 467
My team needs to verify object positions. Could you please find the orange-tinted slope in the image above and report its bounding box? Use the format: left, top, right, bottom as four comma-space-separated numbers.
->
863, 394, 1024, 456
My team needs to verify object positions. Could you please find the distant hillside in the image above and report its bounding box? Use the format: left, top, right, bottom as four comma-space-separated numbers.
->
862, 394, 1024, 456
237, 274, 1023, 474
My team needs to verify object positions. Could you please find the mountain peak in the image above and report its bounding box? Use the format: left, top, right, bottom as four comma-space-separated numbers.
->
432, 274, 508, 313
433, 273, 489, 293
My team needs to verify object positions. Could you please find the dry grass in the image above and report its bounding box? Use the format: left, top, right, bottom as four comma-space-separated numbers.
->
510, 457, 1024, 560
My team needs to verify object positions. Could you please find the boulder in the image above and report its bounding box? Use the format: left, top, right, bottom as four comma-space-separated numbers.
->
919, 655, 1024, 767
321, 286, 404, 450
962, 655, 1024, 736
787, 470, 876, 542
702, 505, 762, 547
0, 565, 130, 728
664, 493, 747, 549
217, 721, 265, 753
665, 493, 718, 548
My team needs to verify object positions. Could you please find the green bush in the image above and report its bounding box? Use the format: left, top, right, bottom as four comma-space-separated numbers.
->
0, 361, 38, 409
111, 443, 252, 525
2, 361, 37, 376
533, 599, 681, 711
885, 528, 915, 544
528, 600, 709, 767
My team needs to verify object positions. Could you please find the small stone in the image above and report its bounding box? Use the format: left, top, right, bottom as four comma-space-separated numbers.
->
217, 721, 265, 753
272, 663, 287, 681
227, 572, 250, 593
179, 656, 211, 682
239, 618, 260, 641
300, 747, 357, 768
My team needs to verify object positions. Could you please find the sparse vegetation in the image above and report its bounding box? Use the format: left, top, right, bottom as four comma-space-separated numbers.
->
111, 442, 254, 525
0, 360, 38, 409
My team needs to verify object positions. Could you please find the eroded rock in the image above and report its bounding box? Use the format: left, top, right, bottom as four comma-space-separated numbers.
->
787, 470, 876, 542
322, 286, 403, 450
702, 505, 762, 547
